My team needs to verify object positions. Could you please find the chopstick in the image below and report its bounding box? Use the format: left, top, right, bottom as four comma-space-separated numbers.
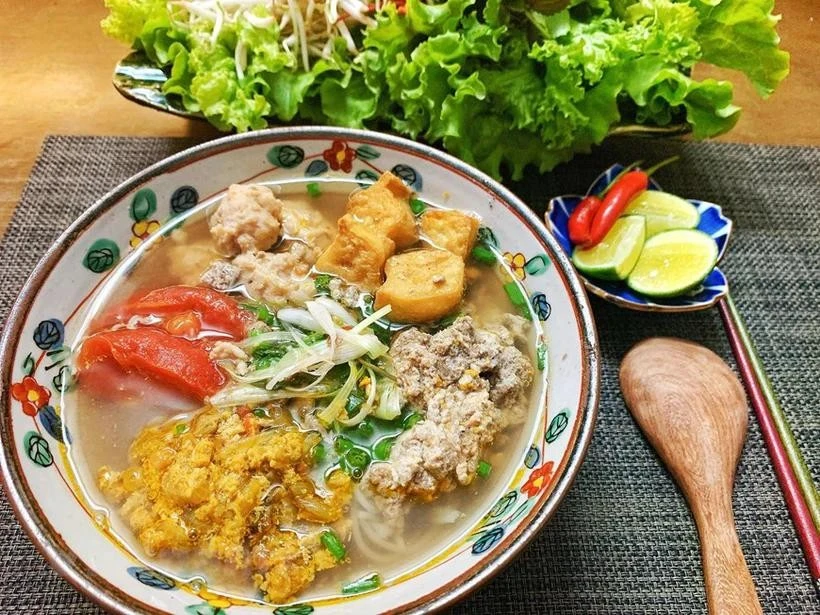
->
717, 294, 820, 587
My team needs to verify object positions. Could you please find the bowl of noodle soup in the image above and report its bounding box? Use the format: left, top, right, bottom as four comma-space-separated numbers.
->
0, 127, 599, 614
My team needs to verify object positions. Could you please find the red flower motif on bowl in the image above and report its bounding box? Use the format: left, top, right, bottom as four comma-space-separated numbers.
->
11, 376, 51, 417
521, 461, 554, 497
323, 140, 356, 172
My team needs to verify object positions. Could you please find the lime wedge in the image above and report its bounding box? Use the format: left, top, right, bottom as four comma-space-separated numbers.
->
572, 216, 646, 281
627, 229, 718, 297
623, 190, 699, 237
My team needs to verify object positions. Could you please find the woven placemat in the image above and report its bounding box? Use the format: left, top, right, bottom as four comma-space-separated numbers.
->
0, 135, 818, 614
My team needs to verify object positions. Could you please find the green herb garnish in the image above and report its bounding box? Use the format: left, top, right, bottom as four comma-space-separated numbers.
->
314, 274, 332, 296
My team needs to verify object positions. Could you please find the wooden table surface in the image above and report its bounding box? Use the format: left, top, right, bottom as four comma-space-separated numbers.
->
0, 1, 817, 238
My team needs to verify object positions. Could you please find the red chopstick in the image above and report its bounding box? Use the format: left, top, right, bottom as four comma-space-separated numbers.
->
717, 295, 820, 587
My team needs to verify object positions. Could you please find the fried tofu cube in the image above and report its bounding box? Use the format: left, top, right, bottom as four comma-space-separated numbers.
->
420, 209, 480, 259
315, 215, 395, 291
375, 249, 465, 323
346, 172, 418, 249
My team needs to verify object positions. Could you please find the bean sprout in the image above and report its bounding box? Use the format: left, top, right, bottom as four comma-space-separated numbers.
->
167, 0, 377, 75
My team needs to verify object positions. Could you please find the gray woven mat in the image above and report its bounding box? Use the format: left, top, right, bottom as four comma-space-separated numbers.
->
0, 136, 818, 614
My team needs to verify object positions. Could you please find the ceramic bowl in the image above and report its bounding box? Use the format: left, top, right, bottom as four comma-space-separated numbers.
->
0, 127, 599, 615
546, 163, 732, 312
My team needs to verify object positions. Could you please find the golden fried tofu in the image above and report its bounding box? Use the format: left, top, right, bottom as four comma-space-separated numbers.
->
346, 172, 418, 249
375, 249, 465, 323
315, 214, 395, 291
420, 209, 480, 259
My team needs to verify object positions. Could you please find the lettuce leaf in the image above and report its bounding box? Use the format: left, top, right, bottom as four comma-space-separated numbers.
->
103, 0, 789, 179
693, 0, 790, 97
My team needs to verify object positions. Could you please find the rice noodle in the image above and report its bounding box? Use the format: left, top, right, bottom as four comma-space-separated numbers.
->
350, 488, 407, 561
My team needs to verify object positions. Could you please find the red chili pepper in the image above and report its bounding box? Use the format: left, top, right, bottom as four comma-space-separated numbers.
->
568, 195, 602, 246
585, 156, 680, 248
76, 328, 225, 402
586, 171, 649, 247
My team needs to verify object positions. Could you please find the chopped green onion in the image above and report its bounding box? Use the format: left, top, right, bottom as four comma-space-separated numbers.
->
402, 412, 422, 430
334, 436, 354, 454
302, 331, 327, 345
410, 198, 426, 215
471, 244, 496, 265
372, 324, 392, 346
318, 363, 359, 425
312, 442, 327, 464
174, 424, 189, 435
241, 302, 277, 326
345, 447, 371, 470
356, 418, 375, 438
314, 274, 332, 296
373, 437, 396, 461
253, 356, 274, 370
252, 407, 269, 418
256, 305, 273, 326
320, 530, 346, 561
503, 282, 533, 321
345, 389, 366, 417
341, 573, 381, 595
251, 338, 299, 371
352, 303, 392, 334
477, 460, 492, 478
430, 312, 460, 332
307, 182, 322, 198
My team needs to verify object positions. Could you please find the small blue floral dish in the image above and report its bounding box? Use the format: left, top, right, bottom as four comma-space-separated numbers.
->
546, 163, 732, 313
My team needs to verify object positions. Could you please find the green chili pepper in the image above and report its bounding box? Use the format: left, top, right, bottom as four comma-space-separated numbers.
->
320, 530, 346, 561
306, 182, 322, 198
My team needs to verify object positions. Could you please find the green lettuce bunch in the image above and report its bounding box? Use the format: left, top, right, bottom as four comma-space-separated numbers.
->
103, 0, 789, 178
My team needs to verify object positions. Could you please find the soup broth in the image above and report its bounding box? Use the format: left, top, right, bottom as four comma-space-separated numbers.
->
64, 176, 543, 604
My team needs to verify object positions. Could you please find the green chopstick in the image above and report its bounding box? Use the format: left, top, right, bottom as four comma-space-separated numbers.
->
725, 295, 820, 530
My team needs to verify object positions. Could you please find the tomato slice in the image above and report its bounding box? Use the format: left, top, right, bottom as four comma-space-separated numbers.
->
110, 285, 252, 338
76, 328, 225, 402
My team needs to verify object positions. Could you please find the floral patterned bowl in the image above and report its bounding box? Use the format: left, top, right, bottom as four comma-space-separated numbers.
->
0, 127, 599, 615
546, 163, 732, 312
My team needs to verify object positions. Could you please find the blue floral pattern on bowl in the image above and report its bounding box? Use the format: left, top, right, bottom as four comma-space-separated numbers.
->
546, 163, 732, 312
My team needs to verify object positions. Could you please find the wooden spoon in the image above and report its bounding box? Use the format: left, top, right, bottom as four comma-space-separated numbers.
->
620, 337, 762, 615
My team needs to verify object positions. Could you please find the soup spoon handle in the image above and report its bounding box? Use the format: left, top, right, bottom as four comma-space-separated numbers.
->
692, 492, 761, 615
717, 294, 820, 590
